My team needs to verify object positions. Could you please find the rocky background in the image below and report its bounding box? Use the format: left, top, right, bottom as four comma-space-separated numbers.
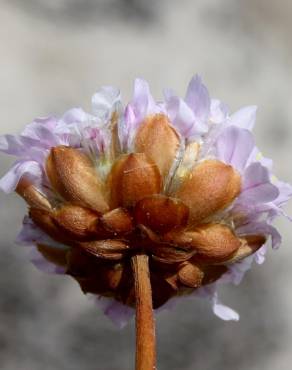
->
0, 1, 292, 369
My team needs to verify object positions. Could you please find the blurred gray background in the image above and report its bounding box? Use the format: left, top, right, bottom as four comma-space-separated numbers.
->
1, 1, 292, 369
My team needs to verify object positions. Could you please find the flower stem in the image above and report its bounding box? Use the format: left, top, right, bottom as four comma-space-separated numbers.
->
131, 254, 156, 370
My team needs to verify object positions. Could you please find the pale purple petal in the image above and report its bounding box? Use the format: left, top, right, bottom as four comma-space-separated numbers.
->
56, 109, 87, 147
274, 180, 292, 206
253, 180, 292, 222
220, 256, 254, 285
132, 78, 156, 118
254, 244, 268, 265
124, 104, 136, 128
0, 135, 40, 156
239, 162, 279, 204
16, 216, 49, 246
20, 217, 69, 273
165, 95, 207, 138
82, 125, 110, 156
212, 297, 240, 321
243, 162, 271, 189
29, 247, 66, 275
94, 296, 135, 329
210, 99, 229, 123
121, 78, 162, 151
125, 78, 156, 127
163, 87, 176, 101
22, 117, 61, 149
16, 216, 68, 249
228, 106, 257, 131
119, 105, 136, 151
195, 284, 217, 298
196, 285, 239, 321
19, 109, 97, 160
121, 78, 159, 150
215, 126, 255, 172
245, 149, 274, 172
22, 117, 58, 139
0, 160, 42, 193
61, 108, 87, 124
236, 221, 281, 249
185, 75, 211, 123
92, 86, 121, 122
0, 135, 50, 163
259, 155, 273, 170
266, 225, 281, 249
22, 118, 62, 149
155, 296, 180, 313
27, 125, 60, 148
94, 294, 180, 329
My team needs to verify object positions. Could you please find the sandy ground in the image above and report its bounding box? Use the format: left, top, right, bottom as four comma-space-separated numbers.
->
0, 1, 292, 369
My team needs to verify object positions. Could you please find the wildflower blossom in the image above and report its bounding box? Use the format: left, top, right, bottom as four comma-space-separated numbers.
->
1, 75, 291, 330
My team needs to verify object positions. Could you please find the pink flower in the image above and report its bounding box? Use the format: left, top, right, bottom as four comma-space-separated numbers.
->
1, 75, 291, 327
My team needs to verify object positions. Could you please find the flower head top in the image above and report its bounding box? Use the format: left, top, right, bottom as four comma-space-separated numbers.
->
1, 75, 291, 327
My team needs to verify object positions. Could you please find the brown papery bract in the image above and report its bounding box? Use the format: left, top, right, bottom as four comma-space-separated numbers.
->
78, 239, 130, 260
37, 244, 68, 267
168, 223, 241, 263
134, 195, 189, 234
178, 262, 204, 288
53, 205, 100, 241
30, 208, 71, 245
224, 234, 266, 264
101, 208, 134, 234
46, 146, 109, 213
108, 153, 162, 208
16, 177, 52, 211
175, 159, 241, 225
135, 114, 181, 179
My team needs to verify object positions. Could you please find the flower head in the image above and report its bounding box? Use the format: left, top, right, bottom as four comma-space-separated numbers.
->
1, 75, 291, 326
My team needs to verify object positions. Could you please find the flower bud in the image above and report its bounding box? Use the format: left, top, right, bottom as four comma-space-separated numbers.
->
134, 195, 189, 233
175, 160, 241, 224
46, 146, 109, 213
108, 153, 162, 208
135, 114, 180, 178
